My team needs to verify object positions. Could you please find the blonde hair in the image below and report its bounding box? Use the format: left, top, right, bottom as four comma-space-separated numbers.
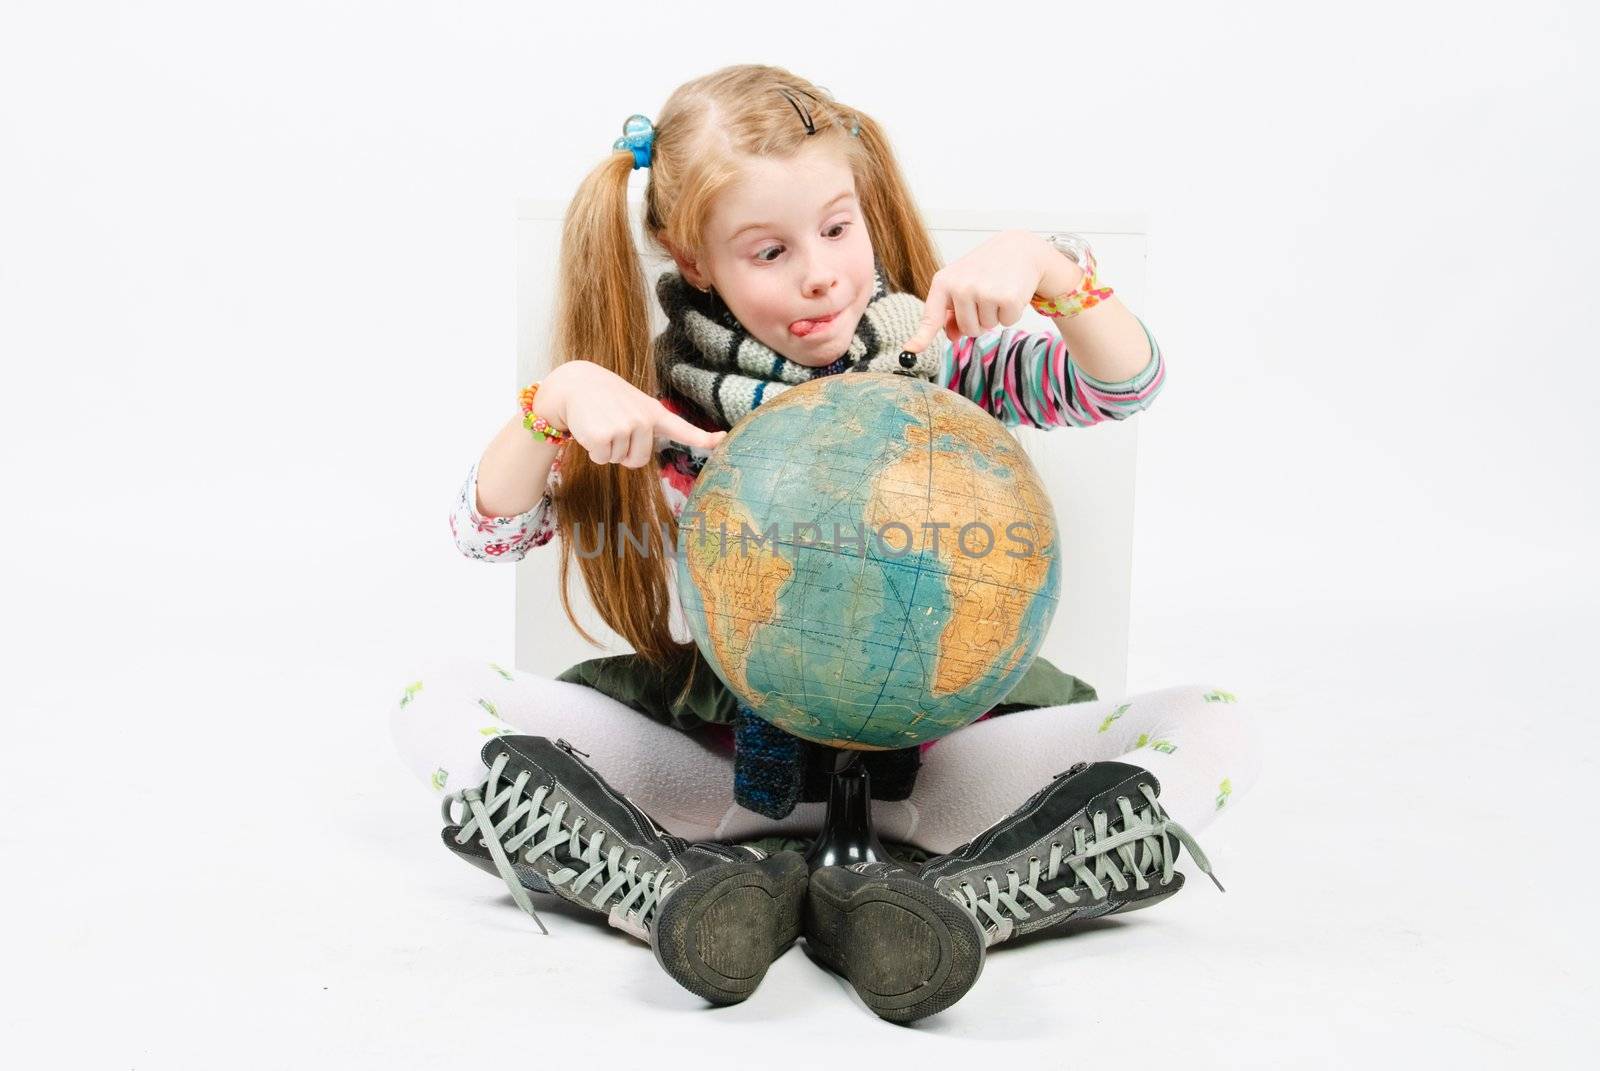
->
547, 63, 944, 693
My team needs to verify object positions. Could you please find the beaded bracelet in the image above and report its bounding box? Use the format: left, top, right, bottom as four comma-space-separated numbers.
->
518, 382, 572, 445
1029, 270, 1116, 319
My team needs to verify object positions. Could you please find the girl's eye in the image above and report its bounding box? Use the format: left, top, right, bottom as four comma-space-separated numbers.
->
754, 222, 851, 263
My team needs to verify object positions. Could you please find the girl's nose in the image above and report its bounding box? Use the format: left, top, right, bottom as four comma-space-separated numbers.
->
799, 253, 838, 296
802, 272, 836, 298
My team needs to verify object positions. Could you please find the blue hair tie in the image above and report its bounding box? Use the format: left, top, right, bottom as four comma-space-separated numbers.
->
614, 114, 655, 170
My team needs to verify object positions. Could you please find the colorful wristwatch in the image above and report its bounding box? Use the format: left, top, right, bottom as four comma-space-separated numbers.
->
1031, 232, 1115, 318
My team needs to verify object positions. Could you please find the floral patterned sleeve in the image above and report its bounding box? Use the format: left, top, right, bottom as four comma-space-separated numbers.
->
449, 458, 558, 562
938, 313, 1166, 428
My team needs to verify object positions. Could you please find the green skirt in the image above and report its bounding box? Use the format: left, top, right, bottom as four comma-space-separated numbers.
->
555, 647, 1098, 864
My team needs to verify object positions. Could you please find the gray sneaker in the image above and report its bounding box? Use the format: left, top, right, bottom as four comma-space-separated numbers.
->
804, 760, 1222, 1022
441, 735, 809, 1006
920, 759, 1224, 945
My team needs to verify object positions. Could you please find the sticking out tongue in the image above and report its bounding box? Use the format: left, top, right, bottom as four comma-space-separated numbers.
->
790, 313, 833, 337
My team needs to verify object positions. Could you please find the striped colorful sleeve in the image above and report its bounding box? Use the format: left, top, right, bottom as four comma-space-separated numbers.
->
938, 314, 1166, 428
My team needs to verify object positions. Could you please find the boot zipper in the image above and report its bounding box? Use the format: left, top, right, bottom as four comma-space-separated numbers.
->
555, 737, 591, 759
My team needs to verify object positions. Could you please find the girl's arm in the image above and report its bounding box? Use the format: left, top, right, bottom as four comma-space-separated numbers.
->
907, 230, 1167, 427
1031, 254, 1154, 385
474, 407, 562, 517
449, 412, 561, 562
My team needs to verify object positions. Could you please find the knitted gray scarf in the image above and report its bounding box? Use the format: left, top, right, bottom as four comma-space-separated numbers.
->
654, 256, 940, 429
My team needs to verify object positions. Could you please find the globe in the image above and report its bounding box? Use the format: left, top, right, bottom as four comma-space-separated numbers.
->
675, 372, 1061, 750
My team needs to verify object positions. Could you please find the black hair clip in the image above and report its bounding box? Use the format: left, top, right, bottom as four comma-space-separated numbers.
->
777, 86, 861, 139
776, 86, 818, 135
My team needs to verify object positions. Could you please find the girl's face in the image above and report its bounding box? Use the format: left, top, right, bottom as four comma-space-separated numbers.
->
680, 140, 876, 367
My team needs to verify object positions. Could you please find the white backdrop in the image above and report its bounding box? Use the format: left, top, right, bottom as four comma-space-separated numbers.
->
2, 2, 1595, 1066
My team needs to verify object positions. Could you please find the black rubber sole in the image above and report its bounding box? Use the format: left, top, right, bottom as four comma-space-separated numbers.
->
650, 852, 809, 1005
804, 866, 987, 1023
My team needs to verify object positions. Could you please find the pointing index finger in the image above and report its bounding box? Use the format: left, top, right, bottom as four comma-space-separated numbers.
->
653, 407, 727, 452
904, 277, 951, 354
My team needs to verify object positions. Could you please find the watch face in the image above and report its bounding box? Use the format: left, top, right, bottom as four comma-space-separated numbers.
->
1047, 233, 1096, 275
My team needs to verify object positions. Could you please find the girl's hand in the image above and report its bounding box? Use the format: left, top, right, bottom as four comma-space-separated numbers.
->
900, 230, 1072, 355
536, 361, 726, 468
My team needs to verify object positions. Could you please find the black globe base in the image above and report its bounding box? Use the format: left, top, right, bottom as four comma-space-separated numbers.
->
804, 752, 894, 873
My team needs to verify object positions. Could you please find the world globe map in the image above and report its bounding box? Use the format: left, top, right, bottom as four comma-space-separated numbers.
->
675, 373, 1061, 750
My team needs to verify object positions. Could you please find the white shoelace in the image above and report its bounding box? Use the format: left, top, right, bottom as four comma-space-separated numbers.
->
443, 752, 679, 939
946, 783, 1223, 945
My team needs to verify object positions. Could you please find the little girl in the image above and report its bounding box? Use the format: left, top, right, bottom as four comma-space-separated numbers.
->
391, 63, 1262, 1023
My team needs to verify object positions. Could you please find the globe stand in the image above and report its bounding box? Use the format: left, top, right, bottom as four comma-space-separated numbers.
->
803, 751, 893, 873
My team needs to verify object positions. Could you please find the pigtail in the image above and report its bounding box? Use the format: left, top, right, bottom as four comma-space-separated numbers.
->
547, 149, 695, 674
842, 109, 944, 302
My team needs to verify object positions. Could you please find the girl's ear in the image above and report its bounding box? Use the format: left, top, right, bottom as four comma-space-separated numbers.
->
664, 241, 710, 290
